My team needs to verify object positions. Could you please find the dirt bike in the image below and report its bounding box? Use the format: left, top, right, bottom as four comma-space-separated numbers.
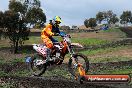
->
28, 32, 89, 82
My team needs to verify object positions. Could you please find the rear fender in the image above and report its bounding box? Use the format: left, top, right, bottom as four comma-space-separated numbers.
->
32, 44, 47, 56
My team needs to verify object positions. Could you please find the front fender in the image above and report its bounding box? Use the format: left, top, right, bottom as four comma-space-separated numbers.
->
33, 44, 39, 51
71, 43, 84, 48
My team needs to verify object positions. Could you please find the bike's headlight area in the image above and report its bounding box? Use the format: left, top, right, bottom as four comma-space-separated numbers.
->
65, 37, 71, 43
33, 45, 38, 51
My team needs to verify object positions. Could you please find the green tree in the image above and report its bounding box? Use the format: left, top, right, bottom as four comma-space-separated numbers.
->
9, 1, 27, 15
88, 18, 97, 29
10, 0, 41, 8
3, 10, 30, 53
96, 12, 104, 24
60, 25, 70, 30
1, 0, 46, 53
96, 10, 118, 27
108, 14, 119, 26
103, 10, 113, 23
0, 11, 4, 39
9, 0, 45, 28
120, 11, 132, 26
0, 11, 4, 28
23, 0, 41, 8
84, 19, 89, 28
26, 7, 46, 27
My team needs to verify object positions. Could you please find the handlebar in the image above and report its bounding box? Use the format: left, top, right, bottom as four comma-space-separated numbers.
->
54, 32, 71, 38
59, 32, 71, 38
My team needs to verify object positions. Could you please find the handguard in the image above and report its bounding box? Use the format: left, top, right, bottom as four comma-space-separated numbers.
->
54, 33, 60, 36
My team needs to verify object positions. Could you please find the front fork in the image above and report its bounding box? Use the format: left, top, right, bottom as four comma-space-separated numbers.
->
67, 43, 86, 79
78, 63, 86, 76
69, 56, 86, 78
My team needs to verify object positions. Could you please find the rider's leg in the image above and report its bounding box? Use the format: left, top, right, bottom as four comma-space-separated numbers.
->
50, 37, 61, 58
42, 37, 53, 61
55, 47, 61, 58
49, 37, 58, 43
46, 43, 53, 61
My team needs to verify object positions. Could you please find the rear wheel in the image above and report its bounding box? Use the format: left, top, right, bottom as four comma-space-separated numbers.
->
30, 54, 47, 76
68, 53, 89, 82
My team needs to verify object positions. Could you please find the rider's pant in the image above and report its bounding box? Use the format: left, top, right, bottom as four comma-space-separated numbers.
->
41, 36, 53, 60
41, 35, 58, 49
41, 36, 53, 49
41, 35, 60, 59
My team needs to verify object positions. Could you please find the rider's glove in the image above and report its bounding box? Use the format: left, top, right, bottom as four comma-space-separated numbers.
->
54, 33, 60, 36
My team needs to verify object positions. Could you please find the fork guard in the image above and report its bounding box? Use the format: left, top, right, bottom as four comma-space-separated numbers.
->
78, 64, 86, 76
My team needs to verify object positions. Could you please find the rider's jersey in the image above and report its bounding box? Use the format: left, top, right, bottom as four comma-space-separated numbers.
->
41, 24, 54, 38
52, 25, 60, 34
41, 23, 60, 38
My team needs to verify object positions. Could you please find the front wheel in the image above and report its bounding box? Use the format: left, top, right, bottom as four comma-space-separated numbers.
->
30, 54, 47, 76
68, 53, 89, 81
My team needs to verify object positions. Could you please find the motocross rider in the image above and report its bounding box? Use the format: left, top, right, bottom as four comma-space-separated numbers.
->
41, 16, 62, 61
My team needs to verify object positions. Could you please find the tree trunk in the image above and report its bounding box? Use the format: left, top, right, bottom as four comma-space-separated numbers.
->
14, 41, 19, 54
0, 29, 2, 40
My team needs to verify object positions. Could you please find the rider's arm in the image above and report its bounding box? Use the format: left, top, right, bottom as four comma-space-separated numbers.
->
56, 27, 60, 34
53, 27, 60, 36
45, 24, 54, 36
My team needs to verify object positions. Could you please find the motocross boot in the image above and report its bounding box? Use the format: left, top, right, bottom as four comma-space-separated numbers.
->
46, 48, 52, 62
55, 47, 61, 59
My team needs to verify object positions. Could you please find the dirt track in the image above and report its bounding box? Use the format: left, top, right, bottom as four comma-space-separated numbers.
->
1, 76, 131, 88
0, 61, 132, 88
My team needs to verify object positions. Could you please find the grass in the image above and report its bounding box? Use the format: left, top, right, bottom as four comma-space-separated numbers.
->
71, 38, 109, 46
0, 39, 10, 48
0, 68, 31, 77
91, 57, 132, 63
93, 66, 132, 76
101, 28, 127, 38
0, 58, 6, 65
78, 45, 132, 63
79, 45, 127, 56
24, 36, 109, 46
11, 69, 31, 77
43, 68, 71, 79
100, 68, 132, 74
11, 58, 25, 63
0, 57, 25, 64
0, 82, 16, 88
24, 36, 41, 44
0, 71, 9, 77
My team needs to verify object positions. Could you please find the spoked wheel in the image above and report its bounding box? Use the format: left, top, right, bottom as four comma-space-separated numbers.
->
68, 53, 89, 83
30, 54, 47, 76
